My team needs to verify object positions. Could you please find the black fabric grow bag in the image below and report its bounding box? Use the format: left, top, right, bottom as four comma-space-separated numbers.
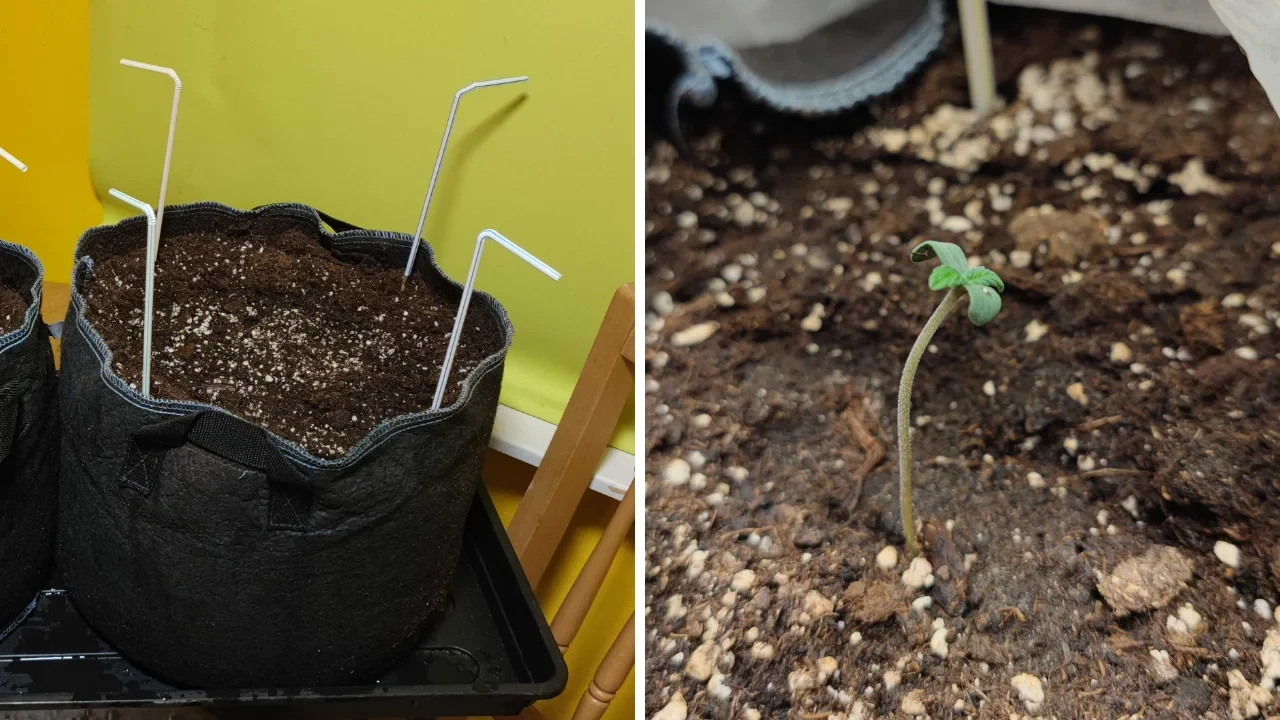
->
0, 241, 58, 640
57, 202, 513, 688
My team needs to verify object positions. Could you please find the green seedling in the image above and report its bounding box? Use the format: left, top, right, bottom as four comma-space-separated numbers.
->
898, 241, 1005, 558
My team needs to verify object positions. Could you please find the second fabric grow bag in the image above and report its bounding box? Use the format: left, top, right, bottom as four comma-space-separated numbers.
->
0, 240, 59, 640
57, 202, 513, 688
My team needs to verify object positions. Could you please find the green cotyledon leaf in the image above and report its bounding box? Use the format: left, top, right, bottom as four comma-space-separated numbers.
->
910, 240, 969, 273
965, 282, 1003, 326
961, 266, 1005, 292
928, 265, 964, 291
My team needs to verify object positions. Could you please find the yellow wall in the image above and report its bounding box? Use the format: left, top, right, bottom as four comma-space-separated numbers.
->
86, 0, 635, 453
0, 0, 102, 271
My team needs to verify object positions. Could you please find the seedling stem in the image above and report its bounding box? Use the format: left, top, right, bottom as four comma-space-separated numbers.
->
897, 286, 961, 558
898, 241, 1004, 558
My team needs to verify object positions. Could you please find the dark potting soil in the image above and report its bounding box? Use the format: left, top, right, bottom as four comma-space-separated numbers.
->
82, 216, 503, 458
646, 8, 1280, 720
0, 286, 27, 335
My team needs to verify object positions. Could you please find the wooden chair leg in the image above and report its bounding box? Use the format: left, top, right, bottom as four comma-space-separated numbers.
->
507, 284, 634, 588
551, 483, 634, 652
570, 614, 635, 720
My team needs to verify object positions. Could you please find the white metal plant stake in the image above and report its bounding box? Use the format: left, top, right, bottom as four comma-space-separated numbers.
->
402, 76, 529, 285
958, 0, 997, 115
0, 146, 26, 172
108, 189, 159, 398
120, 59, 182, 241
432, 229, 560, 410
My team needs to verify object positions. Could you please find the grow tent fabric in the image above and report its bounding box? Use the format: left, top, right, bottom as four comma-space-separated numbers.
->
994, 0, 1228, 34
1208, 0, 1280, 114
648, 0, 1280, 127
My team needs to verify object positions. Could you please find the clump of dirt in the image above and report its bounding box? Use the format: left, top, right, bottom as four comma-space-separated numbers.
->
1098, 545, 1195, 617
0, 286, 27, 334
83, 215, 503, 458
646, 8, 1280, 719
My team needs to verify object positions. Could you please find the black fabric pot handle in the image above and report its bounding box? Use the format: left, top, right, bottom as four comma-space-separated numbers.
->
120, 411, 313, 529
314, 210, 364, 234
0, 383, 20, 466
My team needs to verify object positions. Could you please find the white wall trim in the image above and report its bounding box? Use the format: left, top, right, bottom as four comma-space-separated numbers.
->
489, 404, 634, 501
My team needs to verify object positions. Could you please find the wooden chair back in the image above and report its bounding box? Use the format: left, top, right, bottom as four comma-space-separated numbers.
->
503, 283, 636, 720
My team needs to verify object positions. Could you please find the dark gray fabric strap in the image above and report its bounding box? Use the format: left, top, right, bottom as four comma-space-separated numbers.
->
314, 210, 363, 234
0, 593, 38, 643
120, 411, 312, 529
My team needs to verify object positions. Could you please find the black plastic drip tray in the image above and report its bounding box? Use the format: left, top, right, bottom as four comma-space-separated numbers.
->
0, 490, 566, 719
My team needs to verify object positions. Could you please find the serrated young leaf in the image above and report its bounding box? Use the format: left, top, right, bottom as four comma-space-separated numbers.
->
929, 265, 964, 291
910, 240, 969, 273
961, 266, 1005, 292
965, 283, 1003, 326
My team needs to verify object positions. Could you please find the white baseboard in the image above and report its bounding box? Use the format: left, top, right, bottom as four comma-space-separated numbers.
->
489, 404, 634, 501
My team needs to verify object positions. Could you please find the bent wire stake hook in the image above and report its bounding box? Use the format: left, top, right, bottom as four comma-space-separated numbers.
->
0, 147, 26, 172
108, 189, 159, 398
402, 76, 529, 283
432, 229, 560, 410
121, 59, 182, 242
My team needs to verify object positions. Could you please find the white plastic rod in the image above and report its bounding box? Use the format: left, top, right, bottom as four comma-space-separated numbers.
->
403, 76, 528, 280
0, 147, 26, 172
121, 59, 182, 242
432, 229, 559, 410
108, 189, 159, 398
958, 0, 997, 116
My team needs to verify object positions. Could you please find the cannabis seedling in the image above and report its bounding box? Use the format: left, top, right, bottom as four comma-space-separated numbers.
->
898, 241, 1005, 558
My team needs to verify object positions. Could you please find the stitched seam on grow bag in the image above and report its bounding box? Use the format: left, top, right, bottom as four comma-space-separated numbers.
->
0, 241, 44, 355
68, 201, 513, 470
647, 0, 946, 115
722, 0, 945, 112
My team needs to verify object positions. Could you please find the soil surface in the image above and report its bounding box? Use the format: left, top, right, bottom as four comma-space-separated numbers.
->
83, 216, 503, 458
646, 9, 1280, 720
0, 287, 27, 335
